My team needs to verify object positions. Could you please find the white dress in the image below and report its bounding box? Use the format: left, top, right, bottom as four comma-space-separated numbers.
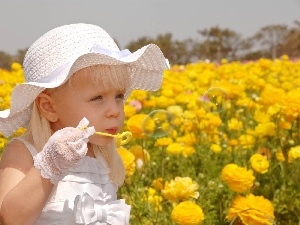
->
16, 137, 131, 225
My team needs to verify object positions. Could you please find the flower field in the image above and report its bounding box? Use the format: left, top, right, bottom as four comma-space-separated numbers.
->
1, 57, 300, 224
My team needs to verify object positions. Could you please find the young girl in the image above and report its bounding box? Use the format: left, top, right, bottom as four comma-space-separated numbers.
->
0, 23, 169, 225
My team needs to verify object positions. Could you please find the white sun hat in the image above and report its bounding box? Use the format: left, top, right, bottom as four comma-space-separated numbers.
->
0, 23, 169, 138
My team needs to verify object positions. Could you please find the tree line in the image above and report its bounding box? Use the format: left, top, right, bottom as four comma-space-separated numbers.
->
0, 20, 299, 69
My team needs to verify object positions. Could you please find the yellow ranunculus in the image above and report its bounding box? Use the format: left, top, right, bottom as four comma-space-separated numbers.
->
126, 114, 148, 138
226, 194, 275, 225
250, 153, 269, 174
254, 122, 276, 137
154, 137, 173, 147
238, 134, 256, 149
124, 104, 136, 118
117, 146, 136, 177
221, 164, 255, 193
182, 145, 195, 157
11, 62, 22, 71
162, 177, 199, 202
276, 149, 285, 162
254, 110, 270, 123
166, 143, 183, 155
281, 89, 300, 120
167, 105, 183, 117
228, 118, 243, 131
171, 201, 204, 225
152, 178, 164, 191
210, 143, 222, 154
288, 146, 300, 162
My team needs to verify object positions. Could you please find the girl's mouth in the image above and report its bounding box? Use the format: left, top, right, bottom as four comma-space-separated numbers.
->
105, 127, 118, 135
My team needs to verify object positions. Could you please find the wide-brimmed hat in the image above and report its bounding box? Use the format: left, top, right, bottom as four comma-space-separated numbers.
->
0, 23, 169, 137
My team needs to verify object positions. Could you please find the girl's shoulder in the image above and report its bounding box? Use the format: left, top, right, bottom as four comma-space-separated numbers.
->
0, 138, 34, 173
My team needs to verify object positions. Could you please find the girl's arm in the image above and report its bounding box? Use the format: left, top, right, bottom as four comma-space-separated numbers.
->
0, 120, 94, 225
0, 139, 54, 225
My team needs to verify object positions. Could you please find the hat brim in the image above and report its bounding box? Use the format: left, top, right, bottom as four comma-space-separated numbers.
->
0, 44, 168, 137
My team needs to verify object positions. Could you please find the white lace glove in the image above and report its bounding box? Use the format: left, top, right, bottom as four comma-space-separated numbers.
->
33, 118, 95, 184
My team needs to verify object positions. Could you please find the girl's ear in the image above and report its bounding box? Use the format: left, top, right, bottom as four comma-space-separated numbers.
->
35, 93, 58, 122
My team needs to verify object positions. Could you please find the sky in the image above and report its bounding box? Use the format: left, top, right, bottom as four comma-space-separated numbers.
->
0, 0, 299, 54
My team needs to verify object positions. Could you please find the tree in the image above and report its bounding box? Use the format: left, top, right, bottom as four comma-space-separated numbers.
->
125, 34, 194, 65
251, 24, 289, 59
13, 48, 28, 65
196, 26, 245, 61
125, 36, 154, 53
0, 51, 13, 70
280, 20, 300, 58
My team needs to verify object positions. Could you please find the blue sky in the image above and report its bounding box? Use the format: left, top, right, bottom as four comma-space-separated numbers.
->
0, 0, 299, 54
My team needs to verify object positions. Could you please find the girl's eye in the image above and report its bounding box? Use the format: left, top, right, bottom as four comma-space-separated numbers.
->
91, 95, 103, 101
116, 93, 125, 99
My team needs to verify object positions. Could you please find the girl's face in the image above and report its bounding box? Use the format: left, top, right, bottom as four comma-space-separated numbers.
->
49, 66, 128, 146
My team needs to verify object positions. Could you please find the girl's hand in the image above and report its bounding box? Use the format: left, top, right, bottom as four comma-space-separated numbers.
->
33, 118, 95, 184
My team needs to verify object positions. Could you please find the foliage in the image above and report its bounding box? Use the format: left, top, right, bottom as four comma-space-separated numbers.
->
0, 48, 27, 70
118, 56, 300, 224
1, 22, 300, 67
1, 57, 300, 224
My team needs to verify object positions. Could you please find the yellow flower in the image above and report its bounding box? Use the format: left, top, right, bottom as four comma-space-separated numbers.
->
129, 145, 150, 169
228, 139, 238, 146
117, 146, 136, 176
279, 120, 292, 130
155, 137, 173, 147
152, 178, 164, 190
210, 144, 222, 154
11, 62, 22, 71
221, 164, 255, 193
0, 137, 7, 149
281, 89, 300, 120
128, 90, 148, 101
182, 145, 196, 157
259, 84, 284, 106
124, 104, 136, 118
281, 54, 289, 61
143, 187, 163, 212
276, 149, 285, 162
162, 177, 199, 202
254, 110, 270, 123
156, 95, 175, 108
13, 127, 26, 137
267, 105, 280, 115
254, 122, 276, 137
226, 194, 275, 225
238, 134, 255, 149
228, 118, 243, 131
166, 143, 183, 155
126, 114, 148, 138
288, 146, 300, 162
171, 201, 204, 225
250, 154, 269, 174
176, 133, 197, 145
167, 105, 183, 116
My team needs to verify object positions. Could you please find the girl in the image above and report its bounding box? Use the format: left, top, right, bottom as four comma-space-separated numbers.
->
0, 23, 169, 224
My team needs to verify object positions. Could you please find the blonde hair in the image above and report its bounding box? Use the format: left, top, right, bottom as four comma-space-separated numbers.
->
22, 64, 130, 186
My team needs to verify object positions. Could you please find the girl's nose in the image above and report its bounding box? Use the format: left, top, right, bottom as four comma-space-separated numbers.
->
105, 101, 121, 118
